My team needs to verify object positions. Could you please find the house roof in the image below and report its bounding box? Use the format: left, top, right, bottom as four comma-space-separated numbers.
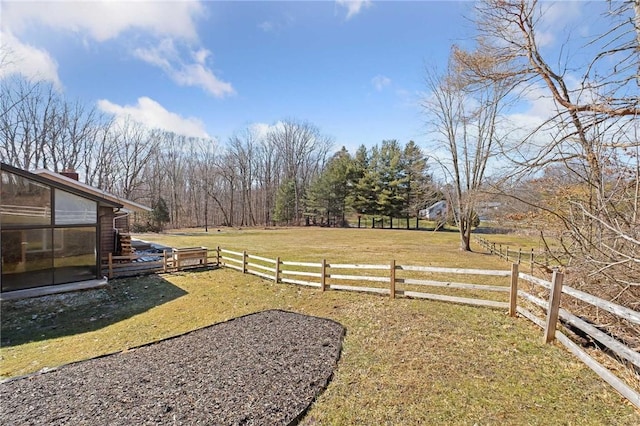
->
33, 169, 152, 213
1, 163, 122, 209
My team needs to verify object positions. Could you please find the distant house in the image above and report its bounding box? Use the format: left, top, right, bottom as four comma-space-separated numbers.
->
419, 200, 448, 221
0, 163, 151, 298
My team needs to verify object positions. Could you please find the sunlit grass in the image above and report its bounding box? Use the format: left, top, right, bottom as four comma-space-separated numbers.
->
1, 227, 637, 424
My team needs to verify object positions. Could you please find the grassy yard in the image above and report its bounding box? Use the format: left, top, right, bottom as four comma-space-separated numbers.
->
1, 227, 638, 425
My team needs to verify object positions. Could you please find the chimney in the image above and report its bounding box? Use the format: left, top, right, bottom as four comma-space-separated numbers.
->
61, 168, 79, 181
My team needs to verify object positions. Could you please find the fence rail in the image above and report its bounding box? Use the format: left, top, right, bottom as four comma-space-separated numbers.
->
101, 243, 639, 409
475, 237, 571, 273
214, 245, 639, 409
101, 247, 215, 278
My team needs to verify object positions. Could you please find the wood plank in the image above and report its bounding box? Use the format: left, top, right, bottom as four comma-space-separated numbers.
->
544, 270, 564, 343
519, 272, 552, 289
517, 290, 547, 309
280, 260, 322, 268
224, 263, 243, 272
390, 259, 396, 300
327, 263, 389, 270
555, 332, 640, 410
522, 272, 640, 325
321, 259, 327, 292
220, 248, 243, 256
328, 274, 388, 283
281, 269, 322, 278
561, 285, 640, 325
403, 291, 509, 310
329, 284, 390, 295
280, 278, 321, 288
509, 263, 519, 317
246, 262, 276, 273
398, 265, 510, 276
517, 307, 546, 328
246, 253, 277, 264
559, 309, 640, 370
398, 278, 508, 292
221, 256, 243, 265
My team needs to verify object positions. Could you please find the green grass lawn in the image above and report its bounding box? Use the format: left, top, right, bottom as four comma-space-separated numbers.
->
2, 227, 638, 425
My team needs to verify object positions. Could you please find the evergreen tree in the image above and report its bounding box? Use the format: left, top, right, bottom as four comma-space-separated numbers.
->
378, 140, 408, 226
402, 140, 432, 222
350, 145, 381, 218
273, 179, 296, 225
151, 197, 170, 231
306, 147, 353, 226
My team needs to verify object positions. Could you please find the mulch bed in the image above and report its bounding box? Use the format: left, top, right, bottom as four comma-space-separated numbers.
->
1, 310, 345, 425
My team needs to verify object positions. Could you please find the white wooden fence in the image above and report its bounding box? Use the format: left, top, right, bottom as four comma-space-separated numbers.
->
215, 246, 640, 409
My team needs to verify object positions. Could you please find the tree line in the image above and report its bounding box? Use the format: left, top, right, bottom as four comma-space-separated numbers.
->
1, 78, 436, 230
2, 0, 637, 310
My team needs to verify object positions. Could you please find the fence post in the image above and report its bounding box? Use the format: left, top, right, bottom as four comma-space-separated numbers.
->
509, 263, 519, 317
242, 251, 247, 274
506, 246, 510, 262
216, 246, 221, 266
162, 250, 167, 273
492, 242, 495, 254
543, 268, 564, 343
321, 259, 327, 291
530, 249, 534, 274
275, 257, 280, 283
390, 259, 396, 299
108, 252, 113, 279
518, 248, 522, 264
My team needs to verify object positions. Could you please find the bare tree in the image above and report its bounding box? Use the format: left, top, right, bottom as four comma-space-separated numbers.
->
424, 55, 510, 251
255, 132, 281, 226
268, 119, 333, 225
468, 0, 639, 319
228, 127, 260, 226
110, 119, 158, 201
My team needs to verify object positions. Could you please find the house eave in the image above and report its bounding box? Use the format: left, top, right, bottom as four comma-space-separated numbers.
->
33, 169, 151, 213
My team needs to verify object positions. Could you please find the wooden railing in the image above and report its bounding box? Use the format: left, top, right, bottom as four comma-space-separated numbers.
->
101, 247, 215, 278
512, 268, 640, 408
217, 246, 640, 409
475, 236, 571, 273
100, 244, 639, 408
218, 247, 512, 310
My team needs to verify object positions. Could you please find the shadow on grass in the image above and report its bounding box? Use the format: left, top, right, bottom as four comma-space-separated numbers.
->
0, 274, 187, 347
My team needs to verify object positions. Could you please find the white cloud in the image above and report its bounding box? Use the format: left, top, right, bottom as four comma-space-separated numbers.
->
0, 1, 234, 98
371, 75, 391, 91
2, 1, 203, 42
249, 122, 285, 140
336, 0, 372, 20
134, 40, 235, 98
97, 96, 210, 139
0, 31, 62, 88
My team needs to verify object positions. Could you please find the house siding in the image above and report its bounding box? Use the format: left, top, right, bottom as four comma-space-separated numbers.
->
100, 207, 115, 258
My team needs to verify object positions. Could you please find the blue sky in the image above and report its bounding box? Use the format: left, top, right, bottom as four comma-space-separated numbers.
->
0, 1, 606, 155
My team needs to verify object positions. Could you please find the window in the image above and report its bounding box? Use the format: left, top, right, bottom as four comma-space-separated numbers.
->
1, 168, 102, 292
54, 189, 97, 225
0, 171, 51, 226
53, 227, 97, 284
1, 229, 54, 292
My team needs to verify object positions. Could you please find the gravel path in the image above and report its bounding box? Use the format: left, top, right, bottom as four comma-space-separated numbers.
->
1, 310, 345, 425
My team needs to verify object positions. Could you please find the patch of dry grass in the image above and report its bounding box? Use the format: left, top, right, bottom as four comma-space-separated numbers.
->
2, 227, 638, 424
